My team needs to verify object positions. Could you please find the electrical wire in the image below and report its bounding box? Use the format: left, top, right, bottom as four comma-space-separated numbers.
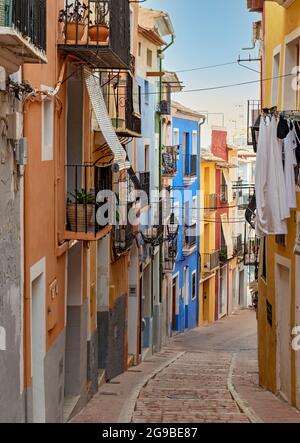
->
175, 61, 237, 73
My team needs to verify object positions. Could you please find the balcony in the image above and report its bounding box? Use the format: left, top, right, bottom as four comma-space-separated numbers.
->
139, 171, 150, 200
158, 99, 171, 115
202, 251, 220, 272
0, 0, 47, 71
57, 0, 131, 70
162, 146, 178, 177
103, 71, 142, 138
183, 155, 197, 186
220, 184, 228, 204
163, 237, 178, 274
219, 246, 228, 264
114, 222, 134, 255
233, 234, 244, 258
183, 223, 197, 256
65, 164, 112, 241
247, 0, 264, 11
204, 194, 217, 213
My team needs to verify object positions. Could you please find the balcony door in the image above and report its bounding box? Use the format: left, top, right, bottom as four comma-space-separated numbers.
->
183, 132, 190, 176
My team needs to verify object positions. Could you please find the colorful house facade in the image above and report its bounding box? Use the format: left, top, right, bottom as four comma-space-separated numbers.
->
248, 0, 300, 411
171, 102, 205, 333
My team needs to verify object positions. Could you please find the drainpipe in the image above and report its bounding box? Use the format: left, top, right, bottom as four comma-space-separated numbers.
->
197, 116, 206, 325
158, 35, 175, 315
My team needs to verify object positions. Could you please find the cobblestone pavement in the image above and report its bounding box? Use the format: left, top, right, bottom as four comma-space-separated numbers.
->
132, 351, 249, 423
73, 310, 300, 423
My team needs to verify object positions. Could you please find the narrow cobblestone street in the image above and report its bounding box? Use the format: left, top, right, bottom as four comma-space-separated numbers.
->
72, 310, 300, 423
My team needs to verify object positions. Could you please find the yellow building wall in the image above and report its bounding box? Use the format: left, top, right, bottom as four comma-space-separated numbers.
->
199, 160, 218, 326
258, 0, 300, 406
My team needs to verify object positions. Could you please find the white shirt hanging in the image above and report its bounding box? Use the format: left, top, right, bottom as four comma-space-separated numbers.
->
255, 115, 288, 237
283, 126, 297, 211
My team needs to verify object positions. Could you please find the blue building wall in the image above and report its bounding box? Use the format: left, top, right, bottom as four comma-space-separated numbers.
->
172, 116, 200, 333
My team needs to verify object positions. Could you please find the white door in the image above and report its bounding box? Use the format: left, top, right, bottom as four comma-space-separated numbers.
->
276, 262, 291, 403
295, 255, 300, 409
31, 271, 46, 423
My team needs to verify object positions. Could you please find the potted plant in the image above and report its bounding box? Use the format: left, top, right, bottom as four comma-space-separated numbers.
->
58, 2, 89, 42
88, 1, 109, 42
67, 189, 95, 232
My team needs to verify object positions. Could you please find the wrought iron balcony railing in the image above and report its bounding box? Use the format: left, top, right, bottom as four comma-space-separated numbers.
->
102, 71, 141, 137
233, 234, 243, 257
114, 222, 134, 254
58, 0, 131, 70
162, 146, 178, 176
65, 164, 112, 240
202, 250, 220, 271
0, 0, 47, 65
204, 193, 218, 212
184, 223, 197, 249
158, 99, 171, 115
220, 184, 228, 203
139, 171, 150, 199
184, 154, 197, 177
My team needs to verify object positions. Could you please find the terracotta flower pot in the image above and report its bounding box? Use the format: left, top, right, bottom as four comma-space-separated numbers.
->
65, 22, 85, 41
88, 24, 109, 42
67, 203, 93, 232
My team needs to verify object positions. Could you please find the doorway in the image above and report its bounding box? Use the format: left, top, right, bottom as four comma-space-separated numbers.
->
295, 253, 300, 409
172, 276, 178, 331
30, 259, 46, 423
239, 269, 245, 307
276, 261, 291, 403
203, 279, 209, 324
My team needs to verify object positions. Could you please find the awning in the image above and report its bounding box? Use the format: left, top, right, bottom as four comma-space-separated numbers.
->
221, 213, 233, 258
222, 170, 233, 203
83, 68, 130, 171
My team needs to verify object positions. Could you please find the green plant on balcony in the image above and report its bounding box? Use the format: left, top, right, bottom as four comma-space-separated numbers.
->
219, 249, 227, 262
67, 189, 95, 232
58, 2, 90, 41
89, 2, 109, 42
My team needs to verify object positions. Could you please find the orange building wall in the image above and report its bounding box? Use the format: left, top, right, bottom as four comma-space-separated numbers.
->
23, 0, 67, 387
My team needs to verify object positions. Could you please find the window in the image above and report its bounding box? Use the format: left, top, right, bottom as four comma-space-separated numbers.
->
130, 7, 134, 53
42, 97, 54, 161
144, 80, 149, 105
192, 130, 197, 155
138, 42, 142, 57
173, 128, 179, 146
192, 271, 197, 300
283, 36, 300, 110
271, 50, 281, 107
275, 234, 286, 246
147, 48, 152, 67
192, 196, 197, 224
144, 145, 149, 171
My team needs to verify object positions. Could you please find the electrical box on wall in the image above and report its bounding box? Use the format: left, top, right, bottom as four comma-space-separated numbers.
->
6, 112, 23, 140
15, 138, 28, 165
47, 279, 59, 332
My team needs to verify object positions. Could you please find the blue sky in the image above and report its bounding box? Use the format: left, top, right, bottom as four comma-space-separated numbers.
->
144, 0, 260, 144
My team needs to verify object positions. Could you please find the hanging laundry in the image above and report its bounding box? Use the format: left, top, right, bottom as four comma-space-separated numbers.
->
255, 115, 288, 237
293, 120, 300, 164
283, 122, 297, 210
